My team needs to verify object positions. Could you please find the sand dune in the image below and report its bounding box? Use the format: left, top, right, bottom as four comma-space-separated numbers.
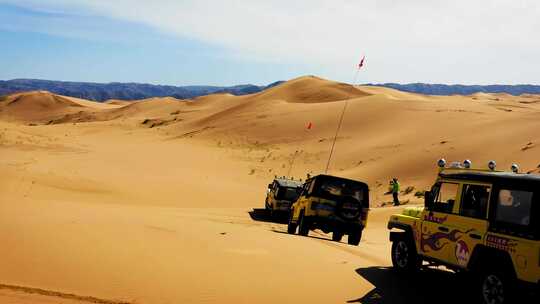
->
0, 91, 82, 121
0, 91, 121, 123
254, 75, 371, 103
104, 100, 131, 106
1, 75, 539, 303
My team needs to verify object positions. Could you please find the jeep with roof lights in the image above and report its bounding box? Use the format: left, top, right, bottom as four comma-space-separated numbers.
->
388, 159, 540, 304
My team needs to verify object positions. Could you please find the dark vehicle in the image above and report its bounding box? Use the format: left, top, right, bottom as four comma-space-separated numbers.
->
288, 174, 370, 245
265, 177, 303, 217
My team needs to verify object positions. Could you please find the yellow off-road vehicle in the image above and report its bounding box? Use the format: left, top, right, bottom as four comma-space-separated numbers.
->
388, 159, 540, 304
287, 174, 369, 246
265, 177, 303, 217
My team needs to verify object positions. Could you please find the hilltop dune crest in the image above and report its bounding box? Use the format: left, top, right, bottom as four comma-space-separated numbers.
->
253, 76, 371, 103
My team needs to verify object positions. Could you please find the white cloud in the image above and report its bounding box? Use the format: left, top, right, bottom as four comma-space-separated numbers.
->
3, 0, 540, 84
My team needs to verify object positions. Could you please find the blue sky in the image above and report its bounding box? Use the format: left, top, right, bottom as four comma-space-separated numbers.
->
0, 3, 311, 85
1, 1, 539, 86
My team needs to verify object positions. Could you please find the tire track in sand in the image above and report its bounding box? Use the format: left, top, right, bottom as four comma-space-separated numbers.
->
0, 283, 134, 304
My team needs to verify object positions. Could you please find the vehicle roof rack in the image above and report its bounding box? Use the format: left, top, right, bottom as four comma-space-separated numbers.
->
436, 158, 521, 174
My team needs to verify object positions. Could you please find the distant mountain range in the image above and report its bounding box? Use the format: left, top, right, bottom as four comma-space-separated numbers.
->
0, 79, 285, 102
1, 78, 540, 102
365, 83, 540, 96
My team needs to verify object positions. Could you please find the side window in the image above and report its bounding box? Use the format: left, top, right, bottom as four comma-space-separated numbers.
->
432, 183, 459, 213
460, 184, 490, 219
308, 180, 316, 195
301, 181, 311, 196
495, 189, 533, 226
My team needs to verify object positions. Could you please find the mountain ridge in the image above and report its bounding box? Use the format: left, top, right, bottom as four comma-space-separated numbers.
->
0, 79, 285, 102
2, 78, 540, 102
366, 82, 540, 96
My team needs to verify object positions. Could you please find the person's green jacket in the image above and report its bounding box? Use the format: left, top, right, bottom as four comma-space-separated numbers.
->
392, 181, 400, 193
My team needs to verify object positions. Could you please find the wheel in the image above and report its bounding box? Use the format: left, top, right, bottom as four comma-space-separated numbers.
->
391, 237, 420, 272
348, 230, 362, 246
332, 231, 343, 242
479, 271, 514, 304
297, 212, 309, 236
287, 210, 297, 234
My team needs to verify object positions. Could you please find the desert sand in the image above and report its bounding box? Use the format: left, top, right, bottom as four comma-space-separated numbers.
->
1, 76, 539, 303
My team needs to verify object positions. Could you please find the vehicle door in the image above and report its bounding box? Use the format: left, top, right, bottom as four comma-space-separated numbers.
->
421, 181, 462, 262
448, 182, 491, 268
488, 185, 538, 282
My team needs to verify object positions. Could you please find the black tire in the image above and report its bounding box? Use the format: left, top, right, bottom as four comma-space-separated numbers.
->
287, 210, 297, 234
298, 212, 309, 236
391, 237, 420, 272
332, 231, 344, 242
348, 230, 362, 246
479, 271, 515, 304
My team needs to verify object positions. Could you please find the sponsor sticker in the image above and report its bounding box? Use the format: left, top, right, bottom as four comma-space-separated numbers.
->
424, 213, 448, 224
486, 235, 517, 253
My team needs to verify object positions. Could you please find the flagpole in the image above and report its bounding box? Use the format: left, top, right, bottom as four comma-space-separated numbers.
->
352, 69, 360, 87
324, 55, 364, 174
324, 100, 348, 174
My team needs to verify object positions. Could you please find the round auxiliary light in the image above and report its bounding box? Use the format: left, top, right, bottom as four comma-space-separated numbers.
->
511, 163, 519, 173
488, 160, 497, 171
463, 159, 472, 169
437, 158, 447, 168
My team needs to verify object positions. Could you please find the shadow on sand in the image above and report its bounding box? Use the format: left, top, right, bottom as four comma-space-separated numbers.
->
351, 266, 537, 304
270, 229, 338, 243
350, 266, 461, 304
248, 208, 289, 224
249, 208, 357, 245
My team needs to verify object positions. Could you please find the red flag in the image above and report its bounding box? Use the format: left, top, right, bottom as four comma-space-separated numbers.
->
306, 122, 313, 130
358, 56, 365, 69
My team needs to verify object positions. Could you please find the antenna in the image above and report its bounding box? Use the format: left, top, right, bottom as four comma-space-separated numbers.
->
324, 101, 349, 174
324, 56, 364, 174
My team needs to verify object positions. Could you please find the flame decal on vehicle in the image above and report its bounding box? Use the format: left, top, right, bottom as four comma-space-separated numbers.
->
421, 229, 474, 252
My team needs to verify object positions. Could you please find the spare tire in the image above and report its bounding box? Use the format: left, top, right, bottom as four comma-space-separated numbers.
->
335, 196, 362, 220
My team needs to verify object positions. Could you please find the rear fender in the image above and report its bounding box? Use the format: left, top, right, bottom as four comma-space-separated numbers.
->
468, 245, 517, 278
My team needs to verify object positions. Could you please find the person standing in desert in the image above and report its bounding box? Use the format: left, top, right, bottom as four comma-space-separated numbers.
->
391, 178, 400, 206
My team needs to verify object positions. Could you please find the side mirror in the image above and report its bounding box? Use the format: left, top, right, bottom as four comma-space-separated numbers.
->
424, 191, 434, 209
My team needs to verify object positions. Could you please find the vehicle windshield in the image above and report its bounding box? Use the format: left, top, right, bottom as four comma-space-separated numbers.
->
276, 186, 301, 201
312, 177, 367, 204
